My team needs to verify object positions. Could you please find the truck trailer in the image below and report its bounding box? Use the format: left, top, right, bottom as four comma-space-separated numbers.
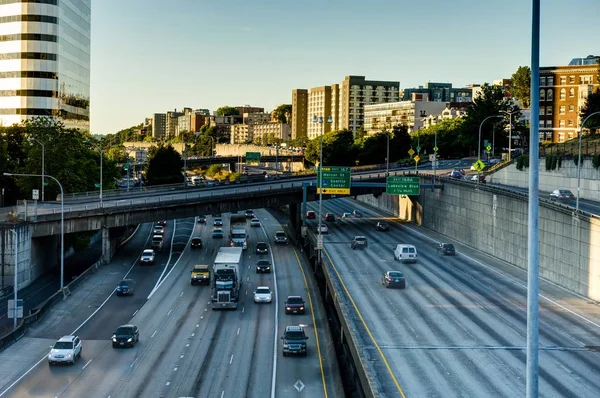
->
211, 247, 243, 310
229, 214, 248, 250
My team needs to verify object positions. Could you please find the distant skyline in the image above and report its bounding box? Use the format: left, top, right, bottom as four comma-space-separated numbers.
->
91, 0, 600, 135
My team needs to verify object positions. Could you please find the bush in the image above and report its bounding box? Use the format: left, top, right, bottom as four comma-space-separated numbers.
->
516, 155, 529, 171
545, 156, 553, 171
558, 157, 562, 169
593, 154, 600, 169
205, 164, 223, 177
573, 154, 582, 166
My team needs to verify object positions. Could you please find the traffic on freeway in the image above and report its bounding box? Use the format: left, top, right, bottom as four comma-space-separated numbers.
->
0, 212, 342, 397
305, 197, 600, 397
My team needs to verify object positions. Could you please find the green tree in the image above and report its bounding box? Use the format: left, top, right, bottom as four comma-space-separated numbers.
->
510, 66, 531, 108
215, 106, 240, 117
144, 144, 184, 185
410, 119, 469, 158
272, 104, 292, 123
0, 124, 26, 205
580, 63, 600, 131
289, 136, 309, 148
305, 129, 356, 166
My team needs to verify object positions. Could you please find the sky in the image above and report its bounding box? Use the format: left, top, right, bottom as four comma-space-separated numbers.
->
90, 0, 600, 135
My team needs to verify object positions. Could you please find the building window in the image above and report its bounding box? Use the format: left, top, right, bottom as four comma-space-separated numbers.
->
540, 107, 545, 115
560, 76, 566, 85
568, 120, 574, 127
559, 106, 565, 115
559, 120, 565, 127
568, 105, 574, 112
569, 88, 575, 97
546, 106, 553, 115
547, 89, 553, 100
569, 76, 575, 84
540, 77, 546, 86
548, 76, 554, 85
540, 89, 545, 101
539, 120, 545, 128
547, 120, 553, 128
560, 88, 566, 100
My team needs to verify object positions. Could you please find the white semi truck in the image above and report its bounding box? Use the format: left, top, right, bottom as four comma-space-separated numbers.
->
211, 247, 243, 310
229, 214, 248, 250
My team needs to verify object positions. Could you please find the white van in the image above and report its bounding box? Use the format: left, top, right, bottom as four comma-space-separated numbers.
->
394, 244, 417, 263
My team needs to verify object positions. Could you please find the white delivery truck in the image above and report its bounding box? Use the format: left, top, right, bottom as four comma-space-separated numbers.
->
211, 247, 243, 310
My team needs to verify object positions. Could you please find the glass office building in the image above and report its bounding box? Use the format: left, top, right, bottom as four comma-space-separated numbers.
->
0, 0, 90, 131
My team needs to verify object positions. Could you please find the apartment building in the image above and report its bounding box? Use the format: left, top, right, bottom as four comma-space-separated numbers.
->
307, 86, 332, 139
253, 122, 290, 143
363, 94, 448, 134
291, 89, 308, 139
230, 123, 250, 144
539, 55, 599, 143
402, 82, 472, 103
243, 112, 271, 125
0, 0, 91, 130
166, 108, 188, 138
235, 105, 264, 115
152, 113, 166, 139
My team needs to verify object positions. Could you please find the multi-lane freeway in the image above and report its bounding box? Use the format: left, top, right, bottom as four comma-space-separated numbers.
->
0, 212, 343, 397
305, 197, 600, 397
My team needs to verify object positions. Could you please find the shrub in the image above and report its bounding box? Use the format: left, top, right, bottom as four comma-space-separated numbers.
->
592, 154, 600, 169
205, 164, 223, 177
573, 154, 582, 166
516, 155, 529, 171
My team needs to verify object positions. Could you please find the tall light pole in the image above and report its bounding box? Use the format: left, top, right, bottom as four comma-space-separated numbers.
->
576, 111, 600, 213
84, 141, 103, 207
4, 173, 65, 292
478, 115, 503, 162
30, 138, 45, 201
312, 114, 332, 262
10, 228, 18, 329
500, 110, 518, 161
384, 123, 391, 177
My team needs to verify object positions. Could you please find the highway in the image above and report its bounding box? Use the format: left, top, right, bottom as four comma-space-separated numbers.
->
0, 212, 342, 397
306, 197, 600, 397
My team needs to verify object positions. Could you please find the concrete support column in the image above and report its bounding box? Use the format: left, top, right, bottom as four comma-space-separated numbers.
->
288, 202, 301, 241
101, 226, 111, 265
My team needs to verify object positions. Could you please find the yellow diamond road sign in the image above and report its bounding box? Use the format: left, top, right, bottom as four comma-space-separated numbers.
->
408, 148, 415, 156
473, 160, 486, 172
414, 155, 420, 163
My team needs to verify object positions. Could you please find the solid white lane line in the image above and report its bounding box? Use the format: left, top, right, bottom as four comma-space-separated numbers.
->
229, 355, 234, 364
167, 309, 172, 316
151, 330, 157, 338
82, 360, 92, 370
130, 358, 137, 368
132, 310, 138, 317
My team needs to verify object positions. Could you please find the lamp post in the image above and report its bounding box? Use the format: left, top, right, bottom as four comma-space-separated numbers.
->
500, 110, 518, 161
10, 229, 18, 329
576, 111, 600, 213
383, 123, 391, 177
312, 114, 332, 262
30, 138, 45, 201
84, 141, 103, 207
4, 173, 64, 292
478, 115, 503, 162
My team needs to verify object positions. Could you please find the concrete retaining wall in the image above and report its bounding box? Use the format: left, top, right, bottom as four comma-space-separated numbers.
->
490, 158, 600, 202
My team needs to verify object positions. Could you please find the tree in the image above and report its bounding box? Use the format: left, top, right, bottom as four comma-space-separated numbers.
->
580, 91, 600, 132
144, 144, 184, 185
272, 104, 292, 123
289, 136, 309, 148
410, 119, 470, 158
215, 106, 240, 117
304, 129, 356, 166
510, 66, 531, 108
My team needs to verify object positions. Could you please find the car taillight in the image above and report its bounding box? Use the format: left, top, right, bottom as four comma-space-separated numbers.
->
386, 277, 393, 281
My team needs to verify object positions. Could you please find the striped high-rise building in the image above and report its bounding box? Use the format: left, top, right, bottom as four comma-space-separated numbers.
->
0, 0, 91, 130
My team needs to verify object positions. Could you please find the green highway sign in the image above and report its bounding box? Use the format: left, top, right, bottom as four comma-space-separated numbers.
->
94, 183, 101, 188
416, 145, 421, 152
386, 176, 420, 195
317, 166, 351, 195
245, 152, 261, 163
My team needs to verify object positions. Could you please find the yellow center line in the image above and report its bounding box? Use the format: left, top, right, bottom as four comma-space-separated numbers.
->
323, 248, 407, 398
293, 247, 329, 398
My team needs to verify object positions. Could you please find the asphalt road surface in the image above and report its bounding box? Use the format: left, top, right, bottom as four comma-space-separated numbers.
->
0, 212, 342, 397
305, 197, 600, 397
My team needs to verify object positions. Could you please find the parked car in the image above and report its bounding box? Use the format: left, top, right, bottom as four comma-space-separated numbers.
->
254, 286, 273, 303
112, 324, 139, 348
153, 225, 165, 235
324, 213, 336, 222
245, 209, 255, 218
274, 231, 289, 245
438, 243, 455, 256
285, 296, 306, 314
250, 217, 261, 227
351, 236, 368, 250
197, 215, 207, 224
116, 279, 136, 296
157, 220, 167, 226
375, 221, 389, 231
190, 237, 203, 249
549, 189, 575, 201
213, 218, 223, 227
306, 210, 316, 219
281, 325, 308, 356
256, 259, 272, 273
256, 242, 269, 255
382, 271, 406, 289
316, 224, 329, 234
212, 228, 224, 239
48, 335, 82, 365
139, 249, 155, 265
352, 210, 363, 218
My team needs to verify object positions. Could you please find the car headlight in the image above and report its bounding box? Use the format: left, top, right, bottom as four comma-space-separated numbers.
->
286, 307, 291, 310
266, 267, 270, 270
66, 353, 72, 358
112, 336, 116, 342
283, 344, 289, 348
127, 338, 133, 342
300, 307, 304, 310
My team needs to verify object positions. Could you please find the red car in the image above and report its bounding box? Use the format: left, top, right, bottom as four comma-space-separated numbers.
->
306, 211, 316, 219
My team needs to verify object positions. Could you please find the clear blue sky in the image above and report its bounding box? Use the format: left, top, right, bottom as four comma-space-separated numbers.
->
91, 0, 600, 135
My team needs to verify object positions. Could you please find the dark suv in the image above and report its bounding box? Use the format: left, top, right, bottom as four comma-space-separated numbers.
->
351, 236, 368, 250
375, 221, 389, 232
285, 296, 306, 315
281, 325, 308, 356
438, 243, 455, 255
274, 231, 288, 245
256, 242, 269, 255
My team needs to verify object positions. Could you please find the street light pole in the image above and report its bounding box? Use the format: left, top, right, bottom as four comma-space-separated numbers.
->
313, 114, 332, 263
31, 138, 45, 201
576, 111, 600, 213
10, 229, 17, 329
4, 173, 65, 292
385, 125, 390, 177
499, 110, 517, 161
478, 115, 503, 162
